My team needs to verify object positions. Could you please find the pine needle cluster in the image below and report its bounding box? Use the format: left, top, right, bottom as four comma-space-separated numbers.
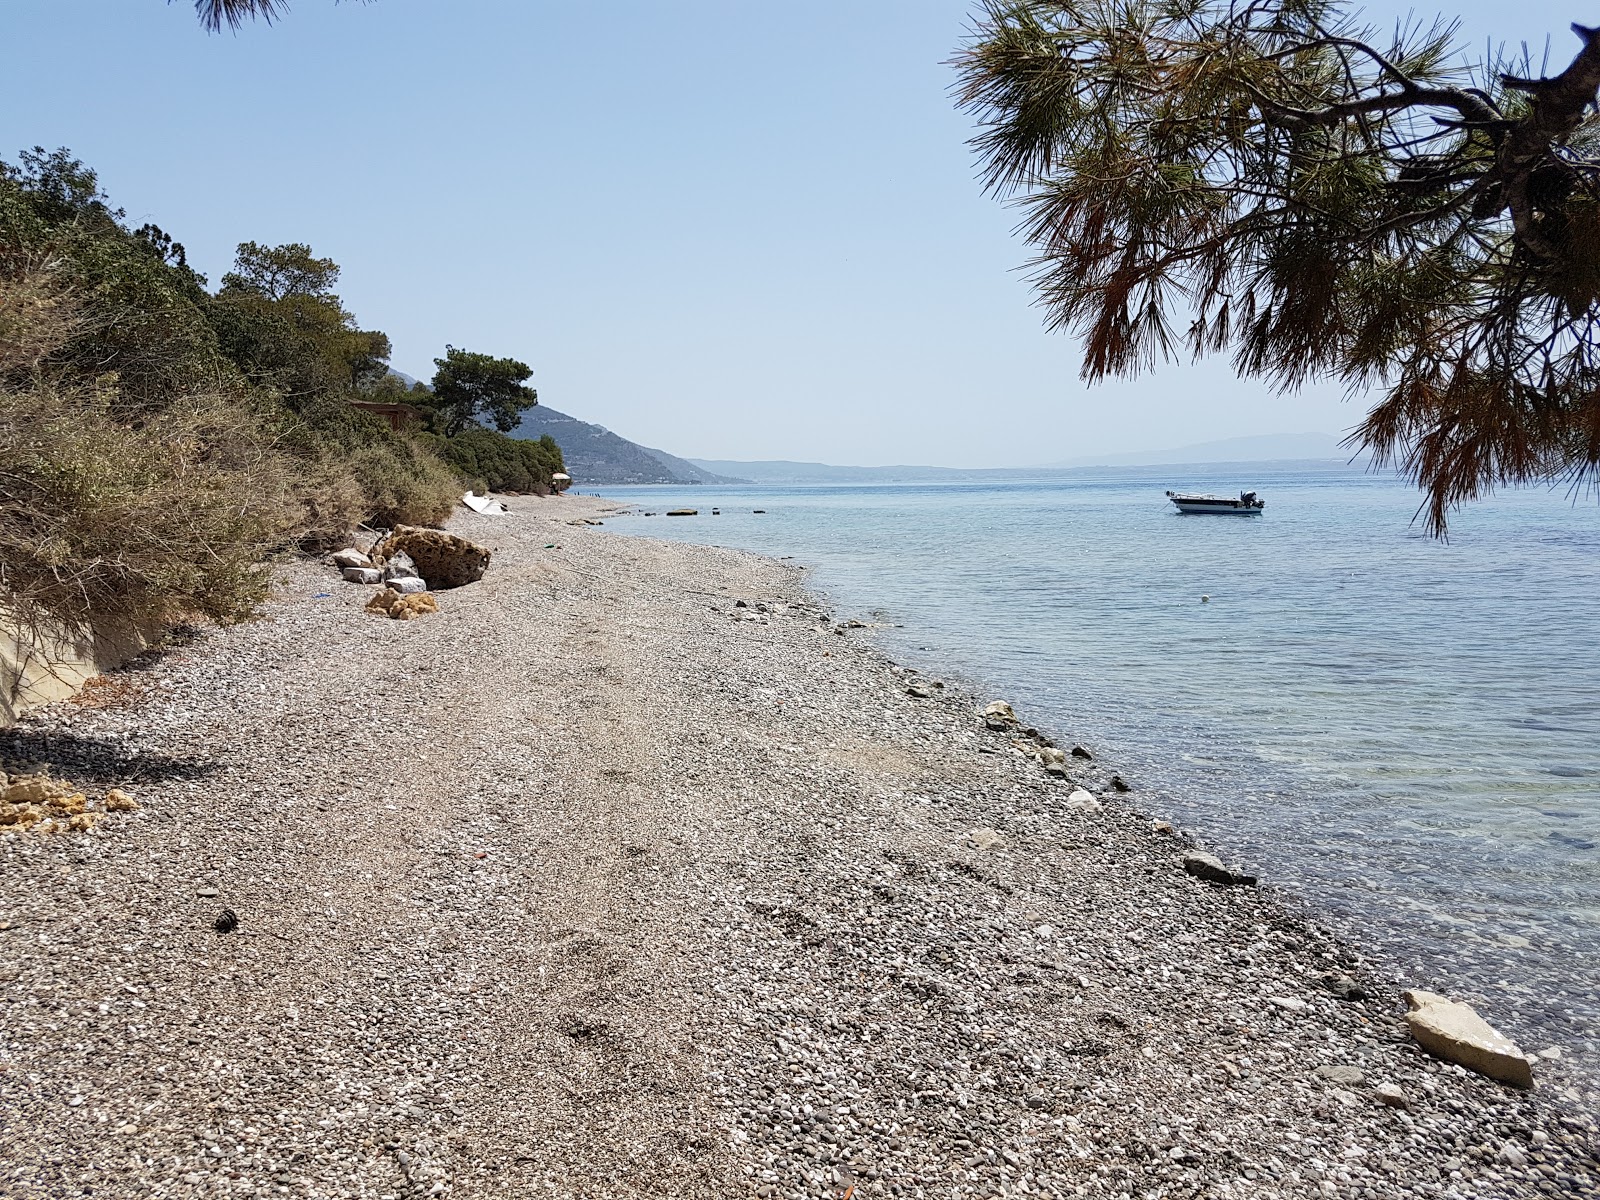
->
957, 0, 1600, 531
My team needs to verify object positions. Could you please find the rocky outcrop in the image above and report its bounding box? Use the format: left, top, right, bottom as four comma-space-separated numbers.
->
1403, 989, 1534, 1088
372, 527, 490, 590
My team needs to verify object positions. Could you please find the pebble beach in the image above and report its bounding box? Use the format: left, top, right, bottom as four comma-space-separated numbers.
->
1, 494, 1596, 1199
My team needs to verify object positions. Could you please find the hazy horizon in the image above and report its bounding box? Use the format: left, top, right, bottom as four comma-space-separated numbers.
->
5, 0, 1582, 465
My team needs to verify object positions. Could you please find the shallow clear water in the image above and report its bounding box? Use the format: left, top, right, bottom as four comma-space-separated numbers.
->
601, 464, 1599, 1062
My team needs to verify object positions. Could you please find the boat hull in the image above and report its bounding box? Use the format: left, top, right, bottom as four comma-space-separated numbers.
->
1170, 500, 1264, 515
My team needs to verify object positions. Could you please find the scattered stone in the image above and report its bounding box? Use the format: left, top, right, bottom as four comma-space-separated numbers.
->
905, 683, 933, 699
0, 772, 135, 834
380, 550, 419, 583
373, 526, 491, 589
1182, 852, 1257, 887
1499, 1140, 1528, 1167
1152, 820, 1175, 836
197, 887, 219, 898
1313, 1064, 1365, 1087
1321, 972, 1367, 1001
1268, 995, 1309, 1013
1536, 1046, 1563, 1060
1374, 1082, 1410, 1109
967, 827, 1005, 851
341, 566, 382, 584
1110, 774, 1131, 792
1070, 745, 1092, 760
982, 700, 1017, 730
366, 588, 440, 621
1402, 989, 1534, 1088
1038, 746, 1068, 773
331, 548, 371, 569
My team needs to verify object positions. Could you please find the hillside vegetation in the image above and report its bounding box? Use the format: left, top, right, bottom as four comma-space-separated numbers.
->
0, 148, 561, 630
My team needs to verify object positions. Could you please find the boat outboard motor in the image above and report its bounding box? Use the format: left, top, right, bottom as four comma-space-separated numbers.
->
1241, 490, 1258, 506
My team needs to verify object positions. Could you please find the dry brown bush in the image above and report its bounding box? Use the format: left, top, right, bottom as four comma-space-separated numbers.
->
1, 259, 464, 632
0, 379, 297, 625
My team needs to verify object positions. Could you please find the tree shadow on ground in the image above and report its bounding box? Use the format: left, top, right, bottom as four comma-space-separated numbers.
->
0, 727, 218, 786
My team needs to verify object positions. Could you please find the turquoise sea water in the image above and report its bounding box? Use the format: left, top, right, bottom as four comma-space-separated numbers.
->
601, 464, 1599, 1065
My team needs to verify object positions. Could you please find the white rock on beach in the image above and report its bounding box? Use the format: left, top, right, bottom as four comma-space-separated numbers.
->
1066, 789, 1101, 813
1403, 989, 1534, 1088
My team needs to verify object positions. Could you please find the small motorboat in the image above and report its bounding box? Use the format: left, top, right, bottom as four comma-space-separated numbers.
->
1165, 489, 1265, 515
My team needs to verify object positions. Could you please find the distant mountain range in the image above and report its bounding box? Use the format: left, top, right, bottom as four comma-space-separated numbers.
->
501, 398, 1358, 488
1045, 431, 1355, 468
689, 433, 1360, 485
508, 406, 749, 485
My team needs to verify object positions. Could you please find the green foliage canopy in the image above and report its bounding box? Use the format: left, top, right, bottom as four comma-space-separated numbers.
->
427, 346, 539, 437
213, 241, 392, 399
957, 0, 1600, 531
223, 240, 340, 302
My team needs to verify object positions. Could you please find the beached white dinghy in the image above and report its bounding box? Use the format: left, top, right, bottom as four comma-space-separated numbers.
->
1166, 489, 1265, 515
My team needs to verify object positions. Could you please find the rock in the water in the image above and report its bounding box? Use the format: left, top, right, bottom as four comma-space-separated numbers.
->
1066, 789, 1101, 813
1152, 820, 1175, 836
1313, 1064, 1366, 1087
1374, 1082, 1409, 1109
331, 547, 371, 569
666, 509, 698, 517
373, 526, 490, 589
1182, 852, 1257, 887
1403, 989, 1533, 1088
1070, 745, 1093, 760
341, 566, 381, 584
1110, 774, 1131, 792
967, 827, 1005, 851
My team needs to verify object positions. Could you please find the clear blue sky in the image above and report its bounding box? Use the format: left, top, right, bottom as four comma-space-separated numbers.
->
2, 1, 1583, 465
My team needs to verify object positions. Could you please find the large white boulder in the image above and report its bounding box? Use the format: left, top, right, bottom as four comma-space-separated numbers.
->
1403, 990, 1533, 1088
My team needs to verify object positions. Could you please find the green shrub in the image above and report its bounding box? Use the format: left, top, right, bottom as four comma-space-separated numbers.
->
420, 427, 563, 494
